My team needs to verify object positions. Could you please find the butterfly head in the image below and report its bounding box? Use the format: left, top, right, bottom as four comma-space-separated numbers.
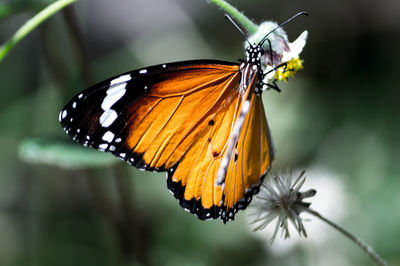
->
245, 26, 307, 88
245, 44, 264, 65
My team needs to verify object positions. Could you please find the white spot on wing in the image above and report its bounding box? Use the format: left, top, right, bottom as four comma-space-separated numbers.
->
221, 157, 229, 168
72, 102, 77, 109
61, 110, 67, 120
115, 138, 121, 143
110, 74, 131, 85
99, 143, 108, 150
139, 69, 147, 74
102, 131, 115, 143
242, 100, 250, 113
99, 109, 118, 127
109, 145, 116, 152
101, 83, 127, 111
217, 157, 229, 185
162, 64, 166, 68
78, 93, 83, 99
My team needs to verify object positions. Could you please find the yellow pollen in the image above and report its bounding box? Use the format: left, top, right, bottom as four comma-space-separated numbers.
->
274, 57, 303, 82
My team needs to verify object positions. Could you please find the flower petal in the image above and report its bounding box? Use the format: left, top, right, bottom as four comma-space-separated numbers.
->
282, 30, 308, 62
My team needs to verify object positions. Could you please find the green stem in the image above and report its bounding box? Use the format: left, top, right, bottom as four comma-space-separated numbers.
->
0, 0, 78, 63
207, 0, 257, 35
305, 208, 387, 266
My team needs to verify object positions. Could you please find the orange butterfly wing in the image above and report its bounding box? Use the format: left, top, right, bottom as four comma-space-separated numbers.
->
60, 60, 273, 222
221, 90, 274, 220
166, 67, 274, 221
122, 63, 241, 171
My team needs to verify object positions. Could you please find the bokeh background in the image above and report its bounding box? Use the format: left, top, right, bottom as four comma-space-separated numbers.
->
1, 0, 400, 265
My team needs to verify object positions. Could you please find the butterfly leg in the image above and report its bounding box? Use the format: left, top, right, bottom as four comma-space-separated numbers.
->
258, 61, 288, 93
264, 62, 288, 76
257, 79, 281, 93
265, 80, 282, 92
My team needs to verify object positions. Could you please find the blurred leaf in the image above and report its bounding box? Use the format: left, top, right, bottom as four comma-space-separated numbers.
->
18, 137, 118, 169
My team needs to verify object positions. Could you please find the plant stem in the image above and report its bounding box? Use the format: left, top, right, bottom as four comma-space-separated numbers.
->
207, 0, 257, 35
0, 0, 78, 63
305, 208, 387, 266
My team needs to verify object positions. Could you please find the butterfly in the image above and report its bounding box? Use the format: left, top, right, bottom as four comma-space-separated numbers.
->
59, 13, 306, 223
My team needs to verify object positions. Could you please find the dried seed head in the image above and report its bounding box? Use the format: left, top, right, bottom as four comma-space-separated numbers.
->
248, 169, 316, 243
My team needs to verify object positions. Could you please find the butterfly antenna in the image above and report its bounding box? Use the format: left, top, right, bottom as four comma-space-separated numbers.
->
224, 14, 252, 47
258, 11, 308, 46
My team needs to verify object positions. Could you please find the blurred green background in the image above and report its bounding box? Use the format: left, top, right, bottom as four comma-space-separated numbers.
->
1, 0, 400, 265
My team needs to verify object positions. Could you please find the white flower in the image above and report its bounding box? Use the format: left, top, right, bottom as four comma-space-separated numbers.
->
248, 169, 316, 243
245, 21, 308, 84
282, 31, 307, 63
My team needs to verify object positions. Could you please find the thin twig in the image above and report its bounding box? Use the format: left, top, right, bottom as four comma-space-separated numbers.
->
0, 0, 78, 62
207, 0, 257, 35
304, 208, 387, 266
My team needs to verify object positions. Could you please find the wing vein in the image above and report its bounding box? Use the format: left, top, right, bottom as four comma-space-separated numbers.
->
145, 96, 185, 166
185, 126, 214, 209
237, 94, 254, 200
163, 73, 240, 164
130, 98, 162, 132
147, 72, 236, 99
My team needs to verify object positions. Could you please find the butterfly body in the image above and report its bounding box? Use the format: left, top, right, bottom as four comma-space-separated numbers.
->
60, 44, 274, 223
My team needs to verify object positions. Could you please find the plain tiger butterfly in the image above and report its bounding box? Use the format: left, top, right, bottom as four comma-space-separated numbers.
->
59, 12, 307, 223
